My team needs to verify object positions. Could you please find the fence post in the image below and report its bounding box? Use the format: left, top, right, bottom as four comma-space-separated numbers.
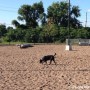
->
65, 39, 72, 50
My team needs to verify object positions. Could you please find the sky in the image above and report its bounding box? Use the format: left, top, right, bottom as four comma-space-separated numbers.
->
0, 0, 90, 27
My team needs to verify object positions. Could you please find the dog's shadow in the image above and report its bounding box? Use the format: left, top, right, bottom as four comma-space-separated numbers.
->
43, 63, 66, 66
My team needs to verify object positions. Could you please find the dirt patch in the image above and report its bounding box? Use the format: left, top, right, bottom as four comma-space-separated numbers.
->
0, 45, 90, 90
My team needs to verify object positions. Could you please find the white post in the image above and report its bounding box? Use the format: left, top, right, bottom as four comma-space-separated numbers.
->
65, 39, 72, 50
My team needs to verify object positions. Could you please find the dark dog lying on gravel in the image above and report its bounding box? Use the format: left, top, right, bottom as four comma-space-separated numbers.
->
40, 53, 56, 65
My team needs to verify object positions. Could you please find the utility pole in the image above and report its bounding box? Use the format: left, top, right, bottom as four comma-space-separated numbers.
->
65, 0, 72, 50
85, 12, 87, 27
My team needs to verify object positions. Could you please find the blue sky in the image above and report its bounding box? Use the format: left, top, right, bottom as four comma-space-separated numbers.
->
0, 0, 90, 27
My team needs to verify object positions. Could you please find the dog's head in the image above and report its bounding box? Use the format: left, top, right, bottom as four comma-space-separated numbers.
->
40, 59, 43, 64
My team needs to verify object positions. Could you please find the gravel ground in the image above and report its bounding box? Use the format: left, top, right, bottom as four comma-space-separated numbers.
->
0, 45, 90, 90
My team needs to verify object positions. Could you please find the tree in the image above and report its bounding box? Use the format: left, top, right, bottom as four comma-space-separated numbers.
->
5, 29, 16, 42
42, 24, 59, 43
47, 1, 82, 28
77, 28, 89, 39
39, 13, 47, 26
12, 20, 20, 28
12, 20, 28, 29
12, 1, 45, 28
0, 24, 7, 37
24, 28, 40, 43
7, 26, 13, 30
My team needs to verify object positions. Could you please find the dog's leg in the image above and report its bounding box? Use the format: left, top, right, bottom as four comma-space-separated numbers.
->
49, 59, 52, 65
49, 57, 53, 65
53, 59, 56, 65
45, 61, 47, 64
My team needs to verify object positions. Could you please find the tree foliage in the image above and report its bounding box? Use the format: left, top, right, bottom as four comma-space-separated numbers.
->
47, 1, 82, 28
0, 24, 7, 37
1, 1, 89, 44
12, 1, 45, 28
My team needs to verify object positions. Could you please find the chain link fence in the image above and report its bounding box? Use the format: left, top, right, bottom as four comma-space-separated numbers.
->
70, 39, 90, 46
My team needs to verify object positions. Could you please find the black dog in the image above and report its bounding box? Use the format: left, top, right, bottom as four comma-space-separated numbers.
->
40, 53, 56, 65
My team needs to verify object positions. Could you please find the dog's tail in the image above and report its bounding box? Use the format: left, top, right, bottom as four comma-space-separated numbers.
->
54, 53, 56, 56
